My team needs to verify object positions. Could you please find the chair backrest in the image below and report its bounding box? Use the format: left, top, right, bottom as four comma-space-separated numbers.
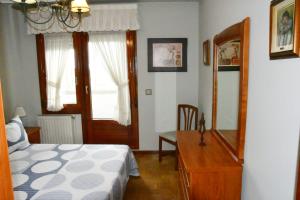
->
177, 104, 199, 131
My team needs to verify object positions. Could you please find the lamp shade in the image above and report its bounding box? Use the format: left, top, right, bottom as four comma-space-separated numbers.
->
15, 107, 26, 117
71, 0, 90, 13
13, 0, 36, 4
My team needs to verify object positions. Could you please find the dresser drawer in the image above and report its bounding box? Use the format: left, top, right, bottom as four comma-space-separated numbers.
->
178, 154, 190, 200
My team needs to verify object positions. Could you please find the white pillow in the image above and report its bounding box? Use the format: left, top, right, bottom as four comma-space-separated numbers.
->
6, 116, 30, 153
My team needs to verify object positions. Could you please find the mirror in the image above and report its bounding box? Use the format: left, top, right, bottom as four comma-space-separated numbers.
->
216, 40, 241, 150
212, 18, 250, 162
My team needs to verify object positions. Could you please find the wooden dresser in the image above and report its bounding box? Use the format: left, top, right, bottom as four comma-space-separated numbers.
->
177, 131, 242, 200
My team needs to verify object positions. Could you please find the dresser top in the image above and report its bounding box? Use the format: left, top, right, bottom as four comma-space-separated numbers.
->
177, 131, 241, 173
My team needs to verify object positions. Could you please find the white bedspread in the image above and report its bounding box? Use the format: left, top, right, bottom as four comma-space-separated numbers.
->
10, 144, 139, 200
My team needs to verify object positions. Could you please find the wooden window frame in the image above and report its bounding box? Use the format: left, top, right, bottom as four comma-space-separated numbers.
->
36, 31, 139, 148
36, 33, 84, 114
126, 31, 139, 148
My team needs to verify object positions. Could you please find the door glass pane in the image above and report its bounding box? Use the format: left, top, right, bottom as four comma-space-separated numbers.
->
88, 42, 118, 120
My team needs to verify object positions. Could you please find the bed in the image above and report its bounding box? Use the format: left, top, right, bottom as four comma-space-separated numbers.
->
10, 144, 139, 200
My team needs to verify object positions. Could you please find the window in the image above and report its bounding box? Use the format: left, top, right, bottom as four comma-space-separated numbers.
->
87, 33, 130, 121
36, 33, 82, 114
36, 32, 134, 123
88, 46, 119, 119
36, 31, 139, 147
45, 34, 77, 110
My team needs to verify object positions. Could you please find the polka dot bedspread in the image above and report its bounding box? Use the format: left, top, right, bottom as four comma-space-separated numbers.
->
10, 144, 139, 200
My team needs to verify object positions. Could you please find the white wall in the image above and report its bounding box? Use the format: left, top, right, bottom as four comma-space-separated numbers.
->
137, 2, 199, 150
0, 5, 42, 126
0, 2, 199, 150
198, 0, 300, 199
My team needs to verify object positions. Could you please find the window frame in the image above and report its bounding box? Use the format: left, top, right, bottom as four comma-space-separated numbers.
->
36, 31, 139, 148
36, 33, 84, 114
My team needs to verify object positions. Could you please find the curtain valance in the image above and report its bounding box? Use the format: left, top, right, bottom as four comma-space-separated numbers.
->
27, 4, 140, 34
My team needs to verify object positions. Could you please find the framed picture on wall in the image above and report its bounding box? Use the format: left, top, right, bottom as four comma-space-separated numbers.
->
148, 38, 187, 72
203, 40, 210, 65
270, 0, 300, 59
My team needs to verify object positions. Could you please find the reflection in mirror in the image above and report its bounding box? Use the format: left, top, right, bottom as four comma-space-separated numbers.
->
216, 40, 241, 149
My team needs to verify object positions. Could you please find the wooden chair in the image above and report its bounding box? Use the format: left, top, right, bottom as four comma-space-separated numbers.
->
158, 104, 198, 167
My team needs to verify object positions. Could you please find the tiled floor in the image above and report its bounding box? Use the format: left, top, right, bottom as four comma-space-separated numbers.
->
124, 153, 180, 200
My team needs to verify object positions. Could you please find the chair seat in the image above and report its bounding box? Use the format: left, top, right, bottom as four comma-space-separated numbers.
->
159, 131, 177, 143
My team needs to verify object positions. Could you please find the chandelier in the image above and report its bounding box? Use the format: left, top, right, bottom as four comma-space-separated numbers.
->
12, 0, 90, 29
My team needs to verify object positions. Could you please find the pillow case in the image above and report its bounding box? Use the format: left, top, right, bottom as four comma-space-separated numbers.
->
6, 116, 30, 153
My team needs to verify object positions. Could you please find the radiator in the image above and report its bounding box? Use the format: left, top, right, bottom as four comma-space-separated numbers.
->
37, 115, 83, 144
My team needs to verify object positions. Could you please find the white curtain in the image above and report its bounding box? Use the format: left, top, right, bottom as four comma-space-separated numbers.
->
45, 35, 72, 111
89, 32, 131, 126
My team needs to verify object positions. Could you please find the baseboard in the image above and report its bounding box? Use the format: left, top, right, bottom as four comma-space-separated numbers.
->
132, 150, 175, 155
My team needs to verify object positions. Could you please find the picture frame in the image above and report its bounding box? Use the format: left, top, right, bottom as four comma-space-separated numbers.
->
270, 0, 300, 59
203, 40, 210, 65
148, 38, 187, 72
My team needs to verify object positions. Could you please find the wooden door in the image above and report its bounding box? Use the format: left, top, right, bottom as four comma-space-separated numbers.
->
0, 83, 14, 200
81, 32, 139, 149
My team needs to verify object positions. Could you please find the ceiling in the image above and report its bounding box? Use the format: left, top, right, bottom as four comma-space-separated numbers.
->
89, 0, 199, 3
0, 0, 199, 4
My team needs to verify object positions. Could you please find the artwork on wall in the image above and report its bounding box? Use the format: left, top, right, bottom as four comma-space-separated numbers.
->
270, 0, 300, 59
203, 40, 210, 66
218, 41, 240, 71
148, 38, 187, 72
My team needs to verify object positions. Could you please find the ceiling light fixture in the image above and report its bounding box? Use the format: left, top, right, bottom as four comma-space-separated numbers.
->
12, 0, 90, 29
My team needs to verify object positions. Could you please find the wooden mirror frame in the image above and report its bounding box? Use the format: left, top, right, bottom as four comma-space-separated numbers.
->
212, 17, 250, 162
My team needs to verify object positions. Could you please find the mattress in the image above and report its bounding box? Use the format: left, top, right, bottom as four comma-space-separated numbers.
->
9, 144, 139, 200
